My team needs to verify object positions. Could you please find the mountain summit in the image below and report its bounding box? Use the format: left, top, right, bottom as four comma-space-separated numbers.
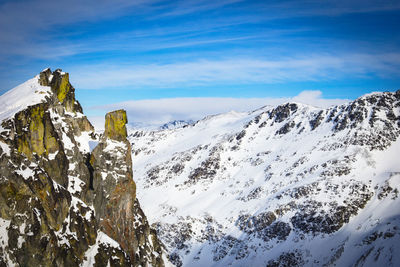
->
0, 69, 167, 266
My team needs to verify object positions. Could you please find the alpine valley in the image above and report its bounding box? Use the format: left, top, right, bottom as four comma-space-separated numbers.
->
1, 69, 400, 267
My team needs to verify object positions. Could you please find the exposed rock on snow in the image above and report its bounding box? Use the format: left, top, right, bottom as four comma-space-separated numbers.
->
129, 90, 400, 266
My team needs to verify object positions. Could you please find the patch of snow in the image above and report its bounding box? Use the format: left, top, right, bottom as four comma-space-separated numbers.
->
48, 152, 57, 160
0, 218, 11, 248
17, 236, 24, 248
0, 76, 51, 121
71, 196, 88, 214
33, 208, 41, 220
104, 139, 126, 153
75, 131, 97, 153
68, 175, 85, 195
19, 222, 26, 234
15, 167, 35, 180
0, 141, 11, 157
61, 131, 75, 150
101, 172, 108, 180
82, 231, 121, 267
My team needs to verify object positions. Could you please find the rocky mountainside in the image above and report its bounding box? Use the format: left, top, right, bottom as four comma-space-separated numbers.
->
159, 120, 194, 130
129, 90, 400, 266
0, 69, 167, 266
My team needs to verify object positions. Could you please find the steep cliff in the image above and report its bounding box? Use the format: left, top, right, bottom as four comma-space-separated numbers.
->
0, 69, 166, 266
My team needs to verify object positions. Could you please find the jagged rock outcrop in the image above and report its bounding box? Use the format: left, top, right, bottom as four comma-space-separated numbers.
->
0, 69, 166, 266
91, 109, 164, 266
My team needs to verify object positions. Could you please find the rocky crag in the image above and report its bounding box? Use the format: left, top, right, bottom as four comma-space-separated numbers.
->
0, 69, 166, 266
91, 110, 164, 265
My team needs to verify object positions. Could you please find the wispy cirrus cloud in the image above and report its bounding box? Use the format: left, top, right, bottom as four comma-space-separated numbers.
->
1, 0, 398, 60
256, 0, 400, 18
0, 0, 154, 61
153, 0, 243, 17
71, 53, 400, 90
0, 0, 152, 34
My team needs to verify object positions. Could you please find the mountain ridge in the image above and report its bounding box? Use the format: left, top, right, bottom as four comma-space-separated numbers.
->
129, 89, 400, 266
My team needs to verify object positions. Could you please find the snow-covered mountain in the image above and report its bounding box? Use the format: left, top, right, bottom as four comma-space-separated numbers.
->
160, 120, 194, 130
125, 120, 194, 132
129, 91, 400, 266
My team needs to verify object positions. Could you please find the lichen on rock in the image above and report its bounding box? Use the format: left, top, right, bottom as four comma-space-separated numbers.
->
28, 104, 46, 156
104, 109, 128, 141
50, 70, 71, 103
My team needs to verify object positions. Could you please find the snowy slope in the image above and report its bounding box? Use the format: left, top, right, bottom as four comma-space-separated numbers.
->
129, 91, 400, 266
0, 75, 51, 122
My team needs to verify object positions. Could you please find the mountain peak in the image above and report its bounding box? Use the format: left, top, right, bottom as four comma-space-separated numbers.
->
40, 68, 82, 113
0, 68, 85, 124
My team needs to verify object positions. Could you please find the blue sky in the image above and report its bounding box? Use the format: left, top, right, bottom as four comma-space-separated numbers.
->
1, 0, 400, 127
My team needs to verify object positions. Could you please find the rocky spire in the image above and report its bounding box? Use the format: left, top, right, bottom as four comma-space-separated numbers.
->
91, 109, 165, 266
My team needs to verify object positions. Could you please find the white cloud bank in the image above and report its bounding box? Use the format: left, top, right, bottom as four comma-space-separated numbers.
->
89, 90, 350, 130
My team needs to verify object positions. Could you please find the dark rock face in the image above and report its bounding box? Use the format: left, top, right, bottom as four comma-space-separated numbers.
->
0, 69, 165, 266
309, 110, 325, 130
236, 212, 291, 242
185, 144, 222, 186
91, 109, 164, 266
328, 91, 400, 150
269, 103, 298, 123
266, 250, 304, 267
276, 121, 295, 135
